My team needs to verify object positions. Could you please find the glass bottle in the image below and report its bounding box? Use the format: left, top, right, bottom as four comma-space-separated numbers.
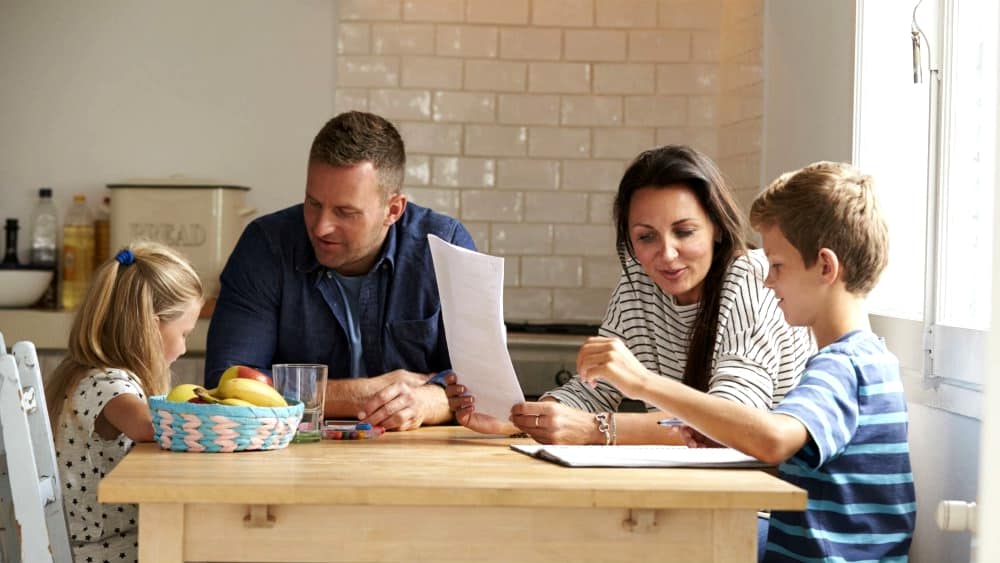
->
30, 187, 60, 308
94, 195, 111, 265
3, 218, 20, 267
61, 195, 95, 310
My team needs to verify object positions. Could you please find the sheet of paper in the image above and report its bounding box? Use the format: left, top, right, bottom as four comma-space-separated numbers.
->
428, 235, 525, 419
510, 444, 768, 468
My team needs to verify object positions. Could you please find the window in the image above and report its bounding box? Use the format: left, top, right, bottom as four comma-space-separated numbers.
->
855, 0, 997, 402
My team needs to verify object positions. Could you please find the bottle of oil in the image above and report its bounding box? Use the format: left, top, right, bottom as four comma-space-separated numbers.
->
94, 195, 111, 265
2, 218, 20, 267
61, 195, 95, 310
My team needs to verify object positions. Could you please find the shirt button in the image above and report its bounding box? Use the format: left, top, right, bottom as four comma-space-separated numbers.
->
326, 271, 333, 278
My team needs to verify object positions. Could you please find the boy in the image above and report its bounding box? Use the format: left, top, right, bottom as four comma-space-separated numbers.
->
576, 161, 916, 562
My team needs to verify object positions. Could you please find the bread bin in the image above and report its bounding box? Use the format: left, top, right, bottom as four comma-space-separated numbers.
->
107, 179, 255, 297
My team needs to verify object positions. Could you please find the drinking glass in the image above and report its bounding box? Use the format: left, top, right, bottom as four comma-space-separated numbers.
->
272, 364, 328, 443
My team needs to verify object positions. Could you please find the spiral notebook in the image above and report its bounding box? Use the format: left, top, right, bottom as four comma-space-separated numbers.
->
511, 444, 768, 468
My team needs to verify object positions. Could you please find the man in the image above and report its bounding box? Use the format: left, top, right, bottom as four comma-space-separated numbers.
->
205, 111, 476, 430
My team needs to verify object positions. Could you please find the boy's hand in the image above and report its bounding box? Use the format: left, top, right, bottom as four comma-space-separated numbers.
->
576, 336, 652, 398
679, 426, 724, 448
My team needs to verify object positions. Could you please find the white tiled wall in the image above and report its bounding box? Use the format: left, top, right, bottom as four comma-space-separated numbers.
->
336, 0, 762, 322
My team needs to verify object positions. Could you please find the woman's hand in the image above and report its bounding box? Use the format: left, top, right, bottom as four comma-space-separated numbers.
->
510, 400, 604, 445
576, 336, 653, 399
444, 373, 518, 435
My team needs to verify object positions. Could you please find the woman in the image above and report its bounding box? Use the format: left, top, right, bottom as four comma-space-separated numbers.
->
447, 145, 814, 444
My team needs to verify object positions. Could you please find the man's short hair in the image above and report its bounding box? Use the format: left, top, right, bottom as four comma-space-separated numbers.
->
750, 161, 889, 295
309, 111, 405, 198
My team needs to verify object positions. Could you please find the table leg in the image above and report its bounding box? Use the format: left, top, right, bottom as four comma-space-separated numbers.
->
139, 503, 184, 562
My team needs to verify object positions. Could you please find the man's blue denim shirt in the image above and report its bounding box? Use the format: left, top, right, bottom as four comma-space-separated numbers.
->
204, 202, 476, 389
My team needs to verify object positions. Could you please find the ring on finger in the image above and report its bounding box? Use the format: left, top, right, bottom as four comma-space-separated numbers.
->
534, 414, 541, 428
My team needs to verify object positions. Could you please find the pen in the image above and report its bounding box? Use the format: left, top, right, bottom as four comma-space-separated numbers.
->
657, 418, 685, 427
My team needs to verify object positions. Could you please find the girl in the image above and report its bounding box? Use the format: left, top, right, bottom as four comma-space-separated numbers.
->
46, 241, 202, 563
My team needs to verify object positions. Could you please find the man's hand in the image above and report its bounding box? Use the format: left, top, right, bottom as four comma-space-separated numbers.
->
381, 369, 432, 388
445, 373, 518, 435
510, 400, 604, 445
358, 377, 450, 431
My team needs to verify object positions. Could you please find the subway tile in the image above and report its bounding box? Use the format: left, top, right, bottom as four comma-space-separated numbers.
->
532, 0, 595, 27
338, 23, 370, 54
398, 121, 462, 154
656, 126, 718, 158
719, 117, 762, 158
503, 256, 519, 286
593, 63, 656, 94
561, 96, 623, 126
588, 192, 617, 223
562, 160, 625, 192
565, 30, 627, 62
521, 256, 583, 288
436, 25, 499, 58
691, 30, 721, 62
718, 153, 762, 192
463, 221, 491, 254
659, 0, 722, 29
628, 31, 690, 62
498, 94, 560, 125
465, 125, 529, 157
369, 89, 432, 121
554, 224, 616, 256
338, 56, 400, 88
462, 190, 524, 221
340, 0, 402, 21
334, 88, 369, 114
720, 61, 763, 91
401, 56, 463, 89
468, 0, 529, 24
492, 223, 554, 255
466, 60, 528, 92
405, 154, 430, 185
432, 157, 496, 187
500, 28, 562, 61
496, 159, 560, 190
405, 186, 460, 217
525, 192, 589, 223
553, 288, 612, 321
624, 95, 687, 126
528, 63, 591, 94
528, 127, 591, 159
433, 91, 496, 123
402, 0, 464, 22
595, 0, 657, 28
656, 63, 719, 95
504, 288, 554, 321
688, 95, 718, 127
592, 128, 656, 159
372, 23, 436, 54
584, 255, 623, 288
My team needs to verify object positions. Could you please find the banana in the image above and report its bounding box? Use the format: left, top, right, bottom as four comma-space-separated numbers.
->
217, 378, 287, 407
220, 397, 255, 407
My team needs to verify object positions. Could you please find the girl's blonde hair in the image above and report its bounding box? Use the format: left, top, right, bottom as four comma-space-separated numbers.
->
46, 241, 203, 437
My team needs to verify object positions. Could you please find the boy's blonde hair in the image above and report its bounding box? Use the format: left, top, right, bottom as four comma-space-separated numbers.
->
750, 161, 889, 295
46, 241, 203, 436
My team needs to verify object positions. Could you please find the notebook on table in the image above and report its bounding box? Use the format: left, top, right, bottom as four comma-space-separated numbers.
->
511, 444, 769, 468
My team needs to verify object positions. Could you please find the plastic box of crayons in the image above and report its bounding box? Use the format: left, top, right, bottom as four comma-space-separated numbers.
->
322, 421, 385, 440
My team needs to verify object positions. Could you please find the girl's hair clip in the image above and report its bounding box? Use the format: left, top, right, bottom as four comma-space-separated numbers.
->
115, 248, 135, 266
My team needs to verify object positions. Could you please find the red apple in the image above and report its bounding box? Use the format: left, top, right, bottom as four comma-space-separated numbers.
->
219, 365, 274, 389
188, 396, 208, 404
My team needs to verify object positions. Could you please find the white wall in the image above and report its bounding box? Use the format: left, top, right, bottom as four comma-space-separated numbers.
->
763, 1, 978, 561
0, 0, 336, 261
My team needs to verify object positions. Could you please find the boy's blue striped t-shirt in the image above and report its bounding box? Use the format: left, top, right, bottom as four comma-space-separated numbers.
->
766, 330, 916, 562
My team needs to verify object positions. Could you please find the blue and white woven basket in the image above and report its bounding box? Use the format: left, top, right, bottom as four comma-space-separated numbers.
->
149, 395, 304, 453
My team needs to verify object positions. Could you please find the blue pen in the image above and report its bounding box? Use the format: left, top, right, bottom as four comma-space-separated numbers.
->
657, 418, 684, 427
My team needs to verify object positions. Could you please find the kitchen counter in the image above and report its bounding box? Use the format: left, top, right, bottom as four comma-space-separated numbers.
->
0, 309, 584, 355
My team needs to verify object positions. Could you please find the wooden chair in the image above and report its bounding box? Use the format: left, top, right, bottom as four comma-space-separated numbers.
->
0, 332, 72, 562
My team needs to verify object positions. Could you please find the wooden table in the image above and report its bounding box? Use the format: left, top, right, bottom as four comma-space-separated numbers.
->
98, 427, 805, 562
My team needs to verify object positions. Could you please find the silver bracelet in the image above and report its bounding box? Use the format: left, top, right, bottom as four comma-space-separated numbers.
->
595, 412, 612, 445
610, 412, 617, 445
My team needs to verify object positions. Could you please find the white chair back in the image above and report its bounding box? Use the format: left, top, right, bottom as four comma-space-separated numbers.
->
0, 332, 72, 563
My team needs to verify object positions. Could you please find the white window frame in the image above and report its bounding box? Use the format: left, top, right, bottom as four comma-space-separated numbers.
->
856, 0, 995, 419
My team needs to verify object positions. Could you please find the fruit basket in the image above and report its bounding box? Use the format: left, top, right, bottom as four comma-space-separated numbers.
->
149, 395, 304, 453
